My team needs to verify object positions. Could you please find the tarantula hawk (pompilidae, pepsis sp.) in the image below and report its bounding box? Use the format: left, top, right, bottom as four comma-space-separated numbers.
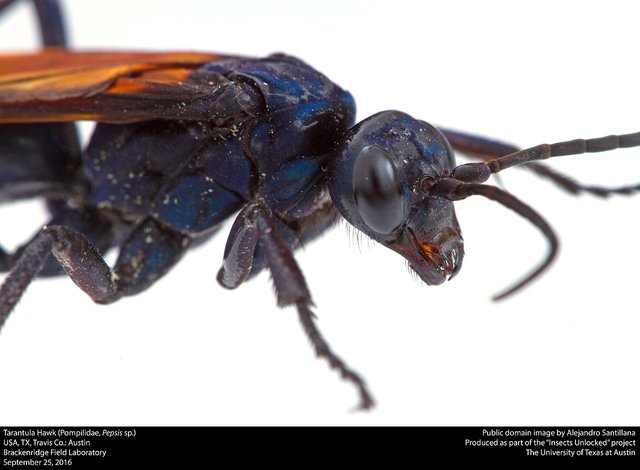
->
1, 0, 639, 409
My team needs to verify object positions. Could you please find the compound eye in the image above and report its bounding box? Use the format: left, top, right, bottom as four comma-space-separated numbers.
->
352, 145, 406, 234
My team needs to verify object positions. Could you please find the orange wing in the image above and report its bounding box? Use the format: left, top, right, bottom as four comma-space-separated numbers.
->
0, 49, 232, 123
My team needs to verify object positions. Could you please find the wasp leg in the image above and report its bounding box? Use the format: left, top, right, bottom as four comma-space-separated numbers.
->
0, 227, 55, 329
0, 225, 116, 326
218, 203, 374, 410
218, 198, 339, 286
0, 204, 114, 279
0, 217, 189, 329
216, 205, 260, 289
0, 0, 21, 16
0, 0, 67, 45
440, 127, 640, 197
31, 0, 67, 46
0, 246, 9, 271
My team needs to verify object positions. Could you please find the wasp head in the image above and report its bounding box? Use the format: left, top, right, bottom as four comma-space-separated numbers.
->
329, 110, 464, 286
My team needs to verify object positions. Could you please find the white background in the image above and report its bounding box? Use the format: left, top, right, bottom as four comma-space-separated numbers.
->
0, 0, 638, 425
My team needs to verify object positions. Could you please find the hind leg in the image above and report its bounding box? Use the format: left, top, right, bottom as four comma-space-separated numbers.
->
0, 217, 191, 328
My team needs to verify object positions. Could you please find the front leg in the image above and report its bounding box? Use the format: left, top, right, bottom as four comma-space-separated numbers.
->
218, 203, 374, 410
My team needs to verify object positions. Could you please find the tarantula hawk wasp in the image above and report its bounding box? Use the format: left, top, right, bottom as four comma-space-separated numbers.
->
0, 0, 638, 409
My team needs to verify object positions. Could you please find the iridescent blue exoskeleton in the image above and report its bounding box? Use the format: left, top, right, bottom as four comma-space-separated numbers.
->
1, 0, 639, 409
